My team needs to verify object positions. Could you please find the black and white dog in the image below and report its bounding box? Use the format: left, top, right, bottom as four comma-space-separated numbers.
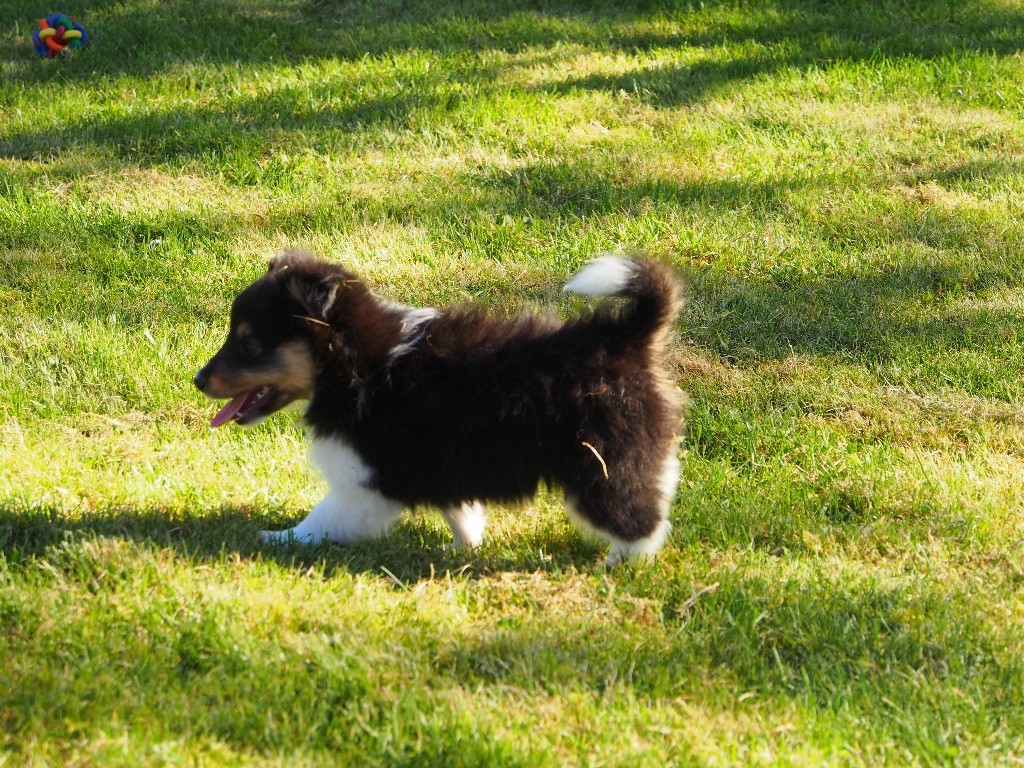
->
194, 251, 684, 564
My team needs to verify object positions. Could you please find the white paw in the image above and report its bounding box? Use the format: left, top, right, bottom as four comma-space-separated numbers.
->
443, 501, 486, 549
605, 549, 626, 567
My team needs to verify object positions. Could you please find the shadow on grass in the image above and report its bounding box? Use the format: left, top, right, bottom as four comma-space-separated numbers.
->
459, 159, 1024, 383
452, 162, 1024, 389
0, 503, 604, 582
7, 152, 1023, 380
0, 83, 470, 164
433, 567, 1024, 736
2, 0, 1022, 161
3, 0, 1021, 76
468, 160, 800, 218
688, 250, 1024, 362
3, 502, 1017, 707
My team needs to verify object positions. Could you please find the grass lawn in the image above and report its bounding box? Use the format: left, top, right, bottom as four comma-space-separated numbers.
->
3, 0, 1024, 764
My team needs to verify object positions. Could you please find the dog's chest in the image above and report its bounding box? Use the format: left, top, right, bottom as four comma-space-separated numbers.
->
309, 437, 376, 489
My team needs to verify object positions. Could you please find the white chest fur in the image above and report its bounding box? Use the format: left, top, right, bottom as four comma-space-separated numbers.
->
261, 437, 402, 545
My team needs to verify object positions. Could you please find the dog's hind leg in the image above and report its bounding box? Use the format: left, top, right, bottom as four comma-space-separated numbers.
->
566, 498, 672, 567
604, 450, 680, 564
567, 450, 680, 566
442, 501, 487, 548
603, 516, 672, 566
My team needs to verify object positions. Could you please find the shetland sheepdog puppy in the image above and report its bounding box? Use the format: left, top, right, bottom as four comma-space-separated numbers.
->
194, 251, 684, 564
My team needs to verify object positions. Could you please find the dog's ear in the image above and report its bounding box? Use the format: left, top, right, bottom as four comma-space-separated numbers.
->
285, 273, 344, 321
267, 249, 317, 275
268, 252, 355, 322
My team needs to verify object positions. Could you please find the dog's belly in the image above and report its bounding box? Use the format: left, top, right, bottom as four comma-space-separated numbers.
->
323, 366, 628, 510
370, 443, 549, 508
345, 420, 555, 509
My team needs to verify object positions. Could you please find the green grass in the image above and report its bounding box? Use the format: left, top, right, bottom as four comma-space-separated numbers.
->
2, 0, 1024, 764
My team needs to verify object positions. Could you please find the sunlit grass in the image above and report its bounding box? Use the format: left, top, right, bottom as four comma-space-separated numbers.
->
2, 0, 1024, 764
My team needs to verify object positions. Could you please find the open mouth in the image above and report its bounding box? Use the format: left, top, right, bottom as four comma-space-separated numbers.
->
210, 385, 278, 428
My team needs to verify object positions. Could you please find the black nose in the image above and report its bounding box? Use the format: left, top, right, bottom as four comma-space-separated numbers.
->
193, 368, 210, 391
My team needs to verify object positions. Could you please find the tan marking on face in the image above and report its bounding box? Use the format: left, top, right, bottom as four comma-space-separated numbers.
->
236, 322, 252, 339
273, 341, 316, 398
201, 340, 315, 400
202, 373, 233, 398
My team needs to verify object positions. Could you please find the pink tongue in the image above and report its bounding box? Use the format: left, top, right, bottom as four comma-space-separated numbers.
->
210, 392, 254, 428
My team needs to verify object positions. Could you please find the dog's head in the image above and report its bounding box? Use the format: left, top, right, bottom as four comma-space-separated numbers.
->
194, 250, 365, 427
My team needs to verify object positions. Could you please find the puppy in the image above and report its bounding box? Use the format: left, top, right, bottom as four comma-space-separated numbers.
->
194, 251, 684, 564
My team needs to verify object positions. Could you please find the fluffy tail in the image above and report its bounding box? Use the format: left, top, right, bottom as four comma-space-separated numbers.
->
563, 255, 682, 346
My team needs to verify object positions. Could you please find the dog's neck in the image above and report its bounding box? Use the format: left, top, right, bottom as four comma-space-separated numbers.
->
304, 294, 438, 423
380, 302, 438, 367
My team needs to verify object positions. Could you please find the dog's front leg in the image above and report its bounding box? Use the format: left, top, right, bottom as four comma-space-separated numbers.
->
442, 501, 487, 549
261, 486, 403, 546
262, 438, 404, 546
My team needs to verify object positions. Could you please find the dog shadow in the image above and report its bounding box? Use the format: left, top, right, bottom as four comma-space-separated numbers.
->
0, 503, 606, 583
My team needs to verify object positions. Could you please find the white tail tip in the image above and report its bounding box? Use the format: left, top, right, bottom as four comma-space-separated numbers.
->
563, 256, 636, 297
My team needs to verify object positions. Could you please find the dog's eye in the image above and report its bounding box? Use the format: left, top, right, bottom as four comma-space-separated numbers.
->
239, 338, 263, 360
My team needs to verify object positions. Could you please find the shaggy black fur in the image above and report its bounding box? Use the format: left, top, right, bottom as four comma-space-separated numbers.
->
196, 251, 684, 547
